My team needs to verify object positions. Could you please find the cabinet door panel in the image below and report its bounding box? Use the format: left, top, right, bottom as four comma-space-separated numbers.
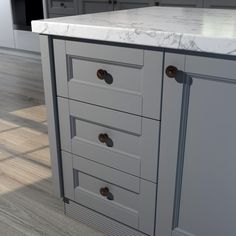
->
177, 74, 236, 236
156, 53, 236, 236
0, 0, 14, 48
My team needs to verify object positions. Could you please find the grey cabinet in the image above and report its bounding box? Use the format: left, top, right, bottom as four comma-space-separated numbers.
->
204, 0, 236, 8
39, 32, 236, 236
46, 0, 236, 18
156, 53, 236, 236
0, 0, 15, 48
78, 0, 113, 14
158, 0, 203, 7
49, 0, 155, 16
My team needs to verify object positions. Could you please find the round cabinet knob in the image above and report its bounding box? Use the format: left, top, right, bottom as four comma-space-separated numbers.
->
97, 69, 113, 85
100, 187, 114, 201
60, 2, 67, 8
98, 133, 114, 147
166, 65, 178, 78
100, 187, 109, 197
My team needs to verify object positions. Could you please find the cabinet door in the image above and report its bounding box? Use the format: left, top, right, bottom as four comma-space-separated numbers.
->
114, 0, 154, 10
158, 0, 203, 7
156, 53, 236, 236
0, 0, 14, 48
78, 0, 113, 14
204, 0, 236, 9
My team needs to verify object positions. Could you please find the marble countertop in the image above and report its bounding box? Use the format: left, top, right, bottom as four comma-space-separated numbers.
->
32, 7, 236, 55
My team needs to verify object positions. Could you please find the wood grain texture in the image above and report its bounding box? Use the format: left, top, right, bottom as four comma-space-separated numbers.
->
0, 53, 105, 236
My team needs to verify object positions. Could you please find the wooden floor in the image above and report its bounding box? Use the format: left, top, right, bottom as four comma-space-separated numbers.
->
0, 53, 104, 236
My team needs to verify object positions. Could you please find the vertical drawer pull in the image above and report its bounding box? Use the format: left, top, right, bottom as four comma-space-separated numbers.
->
98, 133, 114, 147
100, 187, 114, 201
97, 69, 113, 85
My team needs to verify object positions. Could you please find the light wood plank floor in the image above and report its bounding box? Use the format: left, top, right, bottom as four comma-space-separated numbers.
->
0, 53, 104, 236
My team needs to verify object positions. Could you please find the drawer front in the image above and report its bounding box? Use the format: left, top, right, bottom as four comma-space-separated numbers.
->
58, 97, 159, 182
54, 39, 163, 120
48, 0, 77, 15
62, 151, 156, 235
48, 0, 77, 14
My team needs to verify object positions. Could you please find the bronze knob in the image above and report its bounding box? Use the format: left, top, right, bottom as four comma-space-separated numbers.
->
100, 187, 114, 201
166, 65, 178, 78
60, 2, 66, 7
100, 187, 109, 197
98, 133, 113, 147
97, 69, 113, 85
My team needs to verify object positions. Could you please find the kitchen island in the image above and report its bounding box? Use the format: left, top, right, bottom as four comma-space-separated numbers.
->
32, 7, 236, 236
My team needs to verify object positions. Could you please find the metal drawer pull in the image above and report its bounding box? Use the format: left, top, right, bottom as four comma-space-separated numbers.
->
100, 187, 114, 201
97, 69, 113, 85
98, 133, 114, 147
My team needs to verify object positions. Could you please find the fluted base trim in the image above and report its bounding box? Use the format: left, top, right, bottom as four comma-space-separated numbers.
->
65, 200, 148, 236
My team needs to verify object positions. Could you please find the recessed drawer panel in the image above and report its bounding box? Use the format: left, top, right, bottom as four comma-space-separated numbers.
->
54, 39, 163, 120
62, 151, 156, 236
48, 0, 77, 14
58, 97, 159, 182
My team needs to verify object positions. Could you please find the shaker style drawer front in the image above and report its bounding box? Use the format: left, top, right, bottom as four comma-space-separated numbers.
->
58, 97, 159, 182
62, 152, 156, 236
48, 0, 77, 14
54, 39, 163, 120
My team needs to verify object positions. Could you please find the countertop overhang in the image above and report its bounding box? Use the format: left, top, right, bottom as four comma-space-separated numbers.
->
32, 6, 236, 56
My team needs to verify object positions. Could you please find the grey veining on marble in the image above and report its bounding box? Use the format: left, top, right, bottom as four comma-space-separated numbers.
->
32, 7, 236, 55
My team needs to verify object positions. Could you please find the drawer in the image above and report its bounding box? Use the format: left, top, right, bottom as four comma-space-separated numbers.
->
58, 97, 159, 182
62, 151, 156, 236
54, 39, 163, 120
47, 0, 77, 14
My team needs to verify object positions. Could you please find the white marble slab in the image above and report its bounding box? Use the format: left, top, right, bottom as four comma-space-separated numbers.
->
32, 7, 236, 55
